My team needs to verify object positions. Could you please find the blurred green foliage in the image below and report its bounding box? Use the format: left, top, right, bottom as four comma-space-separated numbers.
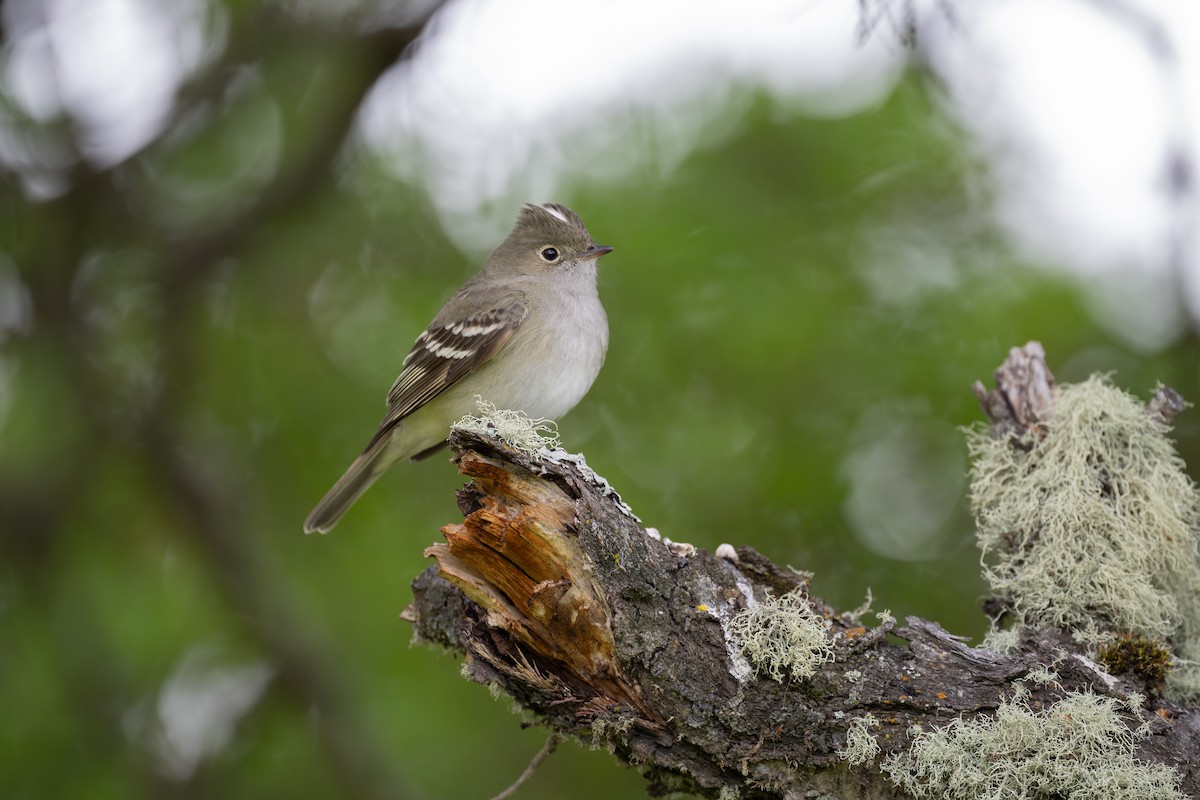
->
4, 5, 1200, 800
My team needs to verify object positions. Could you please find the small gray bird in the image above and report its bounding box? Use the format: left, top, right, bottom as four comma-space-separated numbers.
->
304, 203, 612, 533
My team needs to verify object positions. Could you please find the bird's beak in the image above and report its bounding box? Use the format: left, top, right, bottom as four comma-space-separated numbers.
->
579, 244, 614, 261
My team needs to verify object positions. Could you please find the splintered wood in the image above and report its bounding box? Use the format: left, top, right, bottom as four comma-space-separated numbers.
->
424, 445, 651, 719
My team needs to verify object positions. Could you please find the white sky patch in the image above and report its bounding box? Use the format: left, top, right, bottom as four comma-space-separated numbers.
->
1, 0, 219, 170
3, 0, 1199, 339
358, 0, 905, 247
923, 0, 1200, 349
355, 0, 1200, 343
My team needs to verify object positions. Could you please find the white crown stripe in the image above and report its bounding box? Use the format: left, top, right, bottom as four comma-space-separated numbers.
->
540, 204, 569, 223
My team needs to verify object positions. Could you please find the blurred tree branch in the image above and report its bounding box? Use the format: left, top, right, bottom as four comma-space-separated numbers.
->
4, 3, 447, 799
160, 19, 428, 284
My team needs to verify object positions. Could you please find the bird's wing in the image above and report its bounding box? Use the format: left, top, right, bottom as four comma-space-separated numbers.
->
364, 302, 528, 451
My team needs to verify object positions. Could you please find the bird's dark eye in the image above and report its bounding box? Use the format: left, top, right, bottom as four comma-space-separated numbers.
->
539, 247, 559, 262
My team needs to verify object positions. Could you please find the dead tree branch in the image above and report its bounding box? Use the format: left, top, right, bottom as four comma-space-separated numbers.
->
407, 344, 1200, 799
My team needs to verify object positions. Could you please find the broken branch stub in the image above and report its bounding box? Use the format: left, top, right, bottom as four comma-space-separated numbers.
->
971, 340, 1187, 435
971, 340, 1056, 438
424, 440, 657, 723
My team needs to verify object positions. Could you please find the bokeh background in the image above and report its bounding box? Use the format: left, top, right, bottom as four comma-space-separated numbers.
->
3, 0, 1200, 798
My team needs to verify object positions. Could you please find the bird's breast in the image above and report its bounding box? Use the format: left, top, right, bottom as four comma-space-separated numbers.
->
487, 294, 608, 421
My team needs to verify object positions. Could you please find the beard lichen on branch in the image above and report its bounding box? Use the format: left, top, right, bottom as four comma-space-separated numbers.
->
968, 374, 1200, 700
882, 688, 1185, 800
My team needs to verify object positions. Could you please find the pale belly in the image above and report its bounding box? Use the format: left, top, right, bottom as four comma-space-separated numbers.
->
467, 307, 608, 421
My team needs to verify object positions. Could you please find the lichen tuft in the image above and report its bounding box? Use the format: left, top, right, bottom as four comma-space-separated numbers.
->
838, 714, 881, 766
881, 691, 1185, 799
725, 589, 835, 682
967, 376, 1200, 698
454, 397, 560, 455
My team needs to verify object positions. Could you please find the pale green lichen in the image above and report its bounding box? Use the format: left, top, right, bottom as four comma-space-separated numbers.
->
838, 714, 881, 766
881, 691, 1185, 800
967, 376, 1200, 698
589, 713, 635, 749
454, 397, 560, 455
844, 588, 874, 625
1022, 666, 1061, 688
726, 589, 835, 682
979, 625, 1021, 654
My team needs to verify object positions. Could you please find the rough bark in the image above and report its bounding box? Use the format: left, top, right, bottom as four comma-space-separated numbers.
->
405, 343, 1200, 799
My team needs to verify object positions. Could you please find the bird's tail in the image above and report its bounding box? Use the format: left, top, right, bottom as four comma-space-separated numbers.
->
303, 440, 392, 534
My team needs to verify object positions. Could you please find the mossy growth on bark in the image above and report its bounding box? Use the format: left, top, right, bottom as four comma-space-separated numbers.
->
882, 689, 1185, 800
968, 376, 1200, 699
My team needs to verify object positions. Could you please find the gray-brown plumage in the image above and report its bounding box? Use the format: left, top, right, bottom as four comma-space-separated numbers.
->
304, 203, 612, 533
